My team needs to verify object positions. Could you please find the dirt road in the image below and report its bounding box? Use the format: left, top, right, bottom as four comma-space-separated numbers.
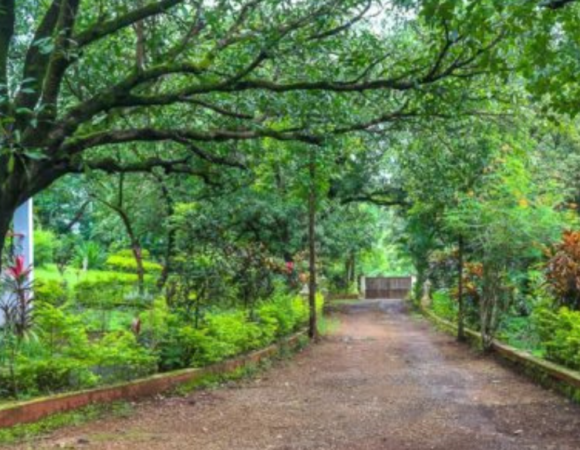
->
10, 299, 580, 449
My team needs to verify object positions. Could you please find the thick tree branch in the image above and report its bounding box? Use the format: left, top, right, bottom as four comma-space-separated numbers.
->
61, 127, 322, 156
0, 0, 14, 112
39, 0, 81, 124
15, 0, 61, 114
73, 157, 222, 186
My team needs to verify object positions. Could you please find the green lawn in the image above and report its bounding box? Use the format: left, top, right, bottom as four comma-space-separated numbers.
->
35, 264, 141, 287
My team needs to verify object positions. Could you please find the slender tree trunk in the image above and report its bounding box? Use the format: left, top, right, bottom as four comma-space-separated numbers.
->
0, 185, 20, 272
116, 209, 145, 294
133, 245, 145, 293
457, 235, 466, 342
94, 174, 146, 293
480, 261, 501, 351
308, 148, 318, 340
350, 252, 356, 285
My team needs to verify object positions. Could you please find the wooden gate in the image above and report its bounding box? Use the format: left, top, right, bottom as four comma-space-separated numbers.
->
365, 277, 413, 299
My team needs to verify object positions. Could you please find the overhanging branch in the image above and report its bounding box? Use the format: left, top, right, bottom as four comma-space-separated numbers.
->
61, 127, 323, 157
69, 156, 223, 187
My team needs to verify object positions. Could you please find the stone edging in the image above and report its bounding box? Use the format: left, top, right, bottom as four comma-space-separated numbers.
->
0, 330, 308, 429
420, 307, 580, 401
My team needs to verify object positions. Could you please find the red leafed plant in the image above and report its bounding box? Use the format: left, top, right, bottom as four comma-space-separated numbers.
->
1, 255, 34, 338
545, 231, 580, 311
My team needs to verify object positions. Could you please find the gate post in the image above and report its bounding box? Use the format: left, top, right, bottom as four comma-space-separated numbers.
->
360, 276, 366, 299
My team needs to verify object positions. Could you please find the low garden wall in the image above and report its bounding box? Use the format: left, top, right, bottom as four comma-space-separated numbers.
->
0, 330, 308, 429
420, 306, 580, 402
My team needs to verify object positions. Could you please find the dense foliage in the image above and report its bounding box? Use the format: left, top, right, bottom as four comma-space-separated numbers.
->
3, 0, 580, 399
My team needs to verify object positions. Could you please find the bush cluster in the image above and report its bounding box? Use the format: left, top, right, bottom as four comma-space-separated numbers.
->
534, 306, 580, 370
0, 288, 314, 400
145, 292, 310, 371
430, 290, 457, 322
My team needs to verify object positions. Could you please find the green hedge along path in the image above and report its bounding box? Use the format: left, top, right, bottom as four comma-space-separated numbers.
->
5, 299, 580, 450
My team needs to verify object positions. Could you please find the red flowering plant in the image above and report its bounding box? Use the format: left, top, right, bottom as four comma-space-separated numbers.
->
1, 255, 34, 339
0, 255, 34, 396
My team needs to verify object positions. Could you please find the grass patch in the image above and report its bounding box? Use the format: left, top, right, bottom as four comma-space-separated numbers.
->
0, 402, 133, 446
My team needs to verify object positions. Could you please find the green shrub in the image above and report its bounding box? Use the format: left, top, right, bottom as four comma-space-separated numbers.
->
155, 293, 310, 370
15, 358, 98, 396
139, 297, 171, 347
105, 250, 162, 275
534, 306, 580, 370
497, 316, 542, 352
1, 288, 312, 401
431, 290, 458, 322
74, 275, 153, 308
257, 294, 308, 338
158, 323, 217, 370
34, 280, 68, 307
34, 229, 57, 267
159, 312, 261, 369
91, 331, 157, 382
73, 241, 107, 270
34, 302, 92, 359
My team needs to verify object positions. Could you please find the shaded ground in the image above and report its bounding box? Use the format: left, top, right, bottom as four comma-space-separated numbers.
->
7, 299, 580, 449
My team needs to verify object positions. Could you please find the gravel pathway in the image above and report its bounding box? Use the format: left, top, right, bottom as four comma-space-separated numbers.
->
8, 299, 580, 449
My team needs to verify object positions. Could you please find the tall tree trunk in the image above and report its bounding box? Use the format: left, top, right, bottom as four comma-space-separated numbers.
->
0, 181, 22, 272
344, 252, 356, 289
0, 209, 11, 271
350, 252, 356, 285
480, 261, 501, 351
0, 0, 15, 117
457, 235, 466, 342
308, 148, 318, 340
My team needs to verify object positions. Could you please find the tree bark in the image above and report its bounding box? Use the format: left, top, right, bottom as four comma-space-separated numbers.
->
308, 147, 318, 340
0, 167, 26, 271
116, 209, 145, 294
457, 235, 466, 342
0, 0, 15, 114
0, 207, 12, 271
480, 261, 501, 351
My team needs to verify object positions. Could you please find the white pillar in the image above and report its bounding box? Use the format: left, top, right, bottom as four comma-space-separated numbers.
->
13, 199, 34, 283
1, 199, 34, 325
